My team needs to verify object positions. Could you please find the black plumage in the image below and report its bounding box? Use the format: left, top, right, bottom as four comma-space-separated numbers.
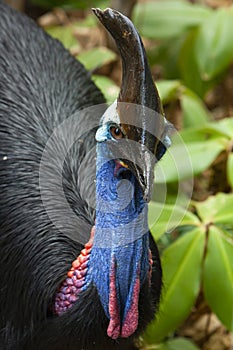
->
0, 2, 162, 350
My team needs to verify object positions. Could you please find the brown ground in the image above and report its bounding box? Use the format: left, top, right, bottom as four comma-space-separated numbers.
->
178, 294, 233, 350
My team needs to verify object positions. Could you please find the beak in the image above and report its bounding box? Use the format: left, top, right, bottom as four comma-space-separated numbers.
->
93, 8, 166, 202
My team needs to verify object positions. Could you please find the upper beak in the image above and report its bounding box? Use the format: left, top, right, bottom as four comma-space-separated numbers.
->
93, 8, 167, 202
122, 145, 156, 202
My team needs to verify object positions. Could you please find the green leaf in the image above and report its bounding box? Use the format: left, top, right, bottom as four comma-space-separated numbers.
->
179, 119, 233, 144
194, 192, 233, 225
181, 89, 211, 127
179, 29, 212, 97
148, 201, 200, 240
203, 225, 233, 331
195, 9, 233, 80
46, 25, 79, 50
92, 75, 119, 103
181, 88, 211, 127
149, 36, 186, 79
156, 80, 181, 104
145, 228, 205, 343
156, 138, 225, 183
197, 118, 233, 140
77, 47, 117, 71
178, 126, 214, 144
157, 338, 201, 350
211, 194, 233, 226
133, 1, 211, 40
203, 118, 233, 140
227, 153, 233, 189
214, 118, 233, 138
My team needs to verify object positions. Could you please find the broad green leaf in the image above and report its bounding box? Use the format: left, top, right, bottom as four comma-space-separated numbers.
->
179, 29, 212, 97
157, 338, 201, 350
196, 118, 233, 140
156, 80, 181, 104
46, 25, 79, 50
194, 192, 233, 225
181, 88, 211, 127
77, 47, 117, 71
145, 228, 205, 343
149, 36, 186, 79
179, 121, 233, 144
178, 126, 214, 144
148, 201, 200, 240
203, 225, 233, 331
93, 75, 119, 103
212, 193, 233, 225
176, 124, 218, 144
195, 9, 233, 80
133, 1, 211, 40
156, 138, 225, 183
227, 153, 233, 189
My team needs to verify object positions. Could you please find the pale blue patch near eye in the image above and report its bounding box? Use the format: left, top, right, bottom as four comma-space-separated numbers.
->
163, 134, 171, 148
95, 124, 110, 142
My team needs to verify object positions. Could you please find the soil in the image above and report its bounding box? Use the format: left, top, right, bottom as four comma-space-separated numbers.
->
178, 294, 233, 350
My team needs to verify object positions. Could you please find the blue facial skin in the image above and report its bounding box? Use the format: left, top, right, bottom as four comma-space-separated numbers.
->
83, 122, 150, 327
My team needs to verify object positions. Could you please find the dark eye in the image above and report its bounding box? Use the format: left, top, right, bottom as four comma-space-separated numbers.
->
110, 126, 123, 140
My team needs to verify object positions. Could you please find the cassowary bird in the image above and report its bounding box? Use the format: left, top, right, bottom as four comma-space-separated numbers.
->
0, 2, 171, 350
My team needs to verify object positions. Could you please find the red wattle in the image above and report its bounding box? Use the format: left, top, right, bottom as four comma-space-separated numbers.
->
107, 259, 121, 339
121, 275, 140, 338
53, 227, 95, 315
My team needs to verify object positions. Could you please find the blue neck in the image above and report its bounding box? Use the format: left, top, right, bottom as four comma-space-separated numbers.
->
95, 144, 148, 246
84, 142, 150, 338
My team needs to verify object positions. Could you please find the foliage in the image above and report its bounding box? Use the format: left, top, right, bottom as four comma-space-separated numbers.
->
29, 0, 109, 10
138, 1, 233, 348
46, 25, 80, 50
133, 0, 233, 98
77, 47, 117, 71
143, 337, 200, 350
147, 193, 233, 344
146, 119, 233, 346
92, 75, 119, 103
155, 117, 232, 183
43, 12, 119, 103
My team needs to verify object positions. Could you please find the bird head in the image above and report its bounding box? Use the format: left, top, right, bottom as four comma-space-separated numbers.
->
94, 8, 171, 202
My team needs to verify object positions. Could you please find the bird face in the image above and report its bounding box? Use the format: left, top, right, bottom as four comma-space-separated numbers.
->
93, 8, 171, 202
96, 100, 171, 202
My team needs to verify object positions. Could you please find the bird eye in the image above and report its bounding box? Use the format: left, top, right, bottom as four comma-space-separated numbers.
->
110, 126, 123, 140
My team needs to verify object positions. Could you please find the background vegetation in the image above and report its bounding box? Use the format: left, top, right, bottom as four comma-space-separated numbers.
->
8, 0, 233, 348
